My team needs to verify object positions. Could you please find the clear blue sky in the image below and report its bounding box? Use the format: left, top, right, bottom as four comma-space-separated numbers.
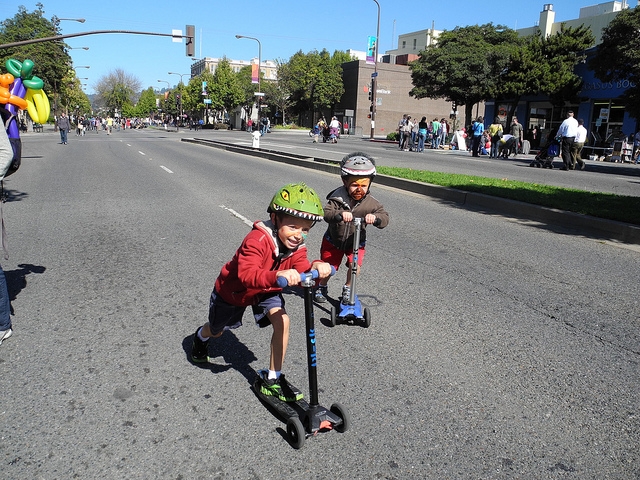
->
10, 1, 600, 94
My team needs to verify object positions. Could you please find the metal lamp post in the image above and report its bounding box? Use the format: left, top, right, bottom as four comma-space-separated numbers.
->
235, 35, 262, 123
168, 72, 189, 130
370, 0, 380, 140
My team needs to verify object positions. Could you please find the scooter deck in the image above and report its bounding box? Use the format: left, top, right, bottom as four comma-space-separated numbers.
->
252, 377, 342, 434
252, 376, 309, 420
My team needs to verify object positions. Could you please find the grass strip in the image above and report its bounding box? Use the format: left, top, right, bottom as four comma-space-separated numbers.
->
376, 166, 640, 226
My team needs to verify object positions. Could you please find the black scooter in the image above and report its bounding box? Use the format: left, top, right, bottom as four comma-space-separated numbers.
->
253, 269, 349, 449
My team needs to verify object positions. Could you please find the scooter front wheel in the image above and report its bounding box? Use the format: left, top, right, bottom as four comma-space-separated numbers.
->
330, 305, 337, 327
330, 403, 350, 433
287, 417, 305, 449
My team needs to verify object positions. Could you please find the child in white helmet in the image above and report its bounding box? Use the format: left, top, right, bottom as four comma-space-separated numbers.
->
314, 152, 389, 304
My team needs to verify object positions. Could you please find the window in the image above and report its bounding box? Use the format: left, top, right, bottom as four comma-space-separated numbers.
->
413, 39, 417, 50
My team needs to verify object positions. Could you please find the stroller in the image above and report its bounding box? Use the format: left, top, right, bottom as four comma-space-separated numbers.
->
530, 137, 560, 168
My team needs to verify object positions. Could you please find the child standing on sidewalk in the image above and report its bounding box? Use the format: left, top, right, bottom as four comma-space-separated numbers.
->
191, 183, 332, 402
314, 152, 389, 304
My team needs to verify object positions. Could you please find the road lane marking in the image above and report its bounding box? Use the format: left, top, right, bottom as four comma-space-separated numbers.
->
139, 151, 146, 155
160, 166, 173, 173
219, 205, 253, 227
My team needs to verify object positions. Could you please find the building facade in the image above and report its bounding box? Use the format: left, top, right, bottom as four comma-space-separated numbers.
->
483, 2, 639, 150
191, 57, 278, 82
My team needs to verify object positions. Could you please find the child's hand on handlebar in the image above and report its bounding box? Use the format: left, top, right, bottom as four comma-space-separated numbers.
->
341, 211, 353, 222
310, 261, 333, 279
364, 214, 377, 225
276, 269, 301, 287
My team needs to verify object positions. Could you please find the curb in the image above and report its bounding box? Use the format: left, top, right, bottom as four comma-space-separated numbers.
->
182, 138, 640, 246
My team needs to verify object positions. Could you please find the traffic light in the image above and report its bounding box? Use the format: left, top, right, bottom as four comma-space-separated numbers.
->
368, 86, 372, 101
186, 25, 195, 57
452, 100, 457, 112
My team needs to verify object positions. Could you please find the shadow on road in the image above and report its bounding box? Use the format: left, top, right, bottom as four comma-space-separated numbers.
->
5, 263, 46, 315
181, 330, 258, 385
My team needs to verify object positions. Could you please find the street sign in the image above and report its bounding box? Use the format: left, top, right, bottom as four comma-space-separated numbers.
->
371, 72, 378, 78
204, 99, 212, 104
172, 29, 182, 43
255, 92, 265, 97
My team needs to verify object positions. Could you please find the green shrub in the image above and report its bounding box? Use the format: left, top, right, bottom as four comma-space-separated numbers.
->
387, 131, 398, 141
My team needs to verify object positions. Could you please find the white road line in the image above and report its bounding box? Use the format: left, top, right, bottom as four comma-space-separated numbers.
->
219, 205, 253, 227
138, 151, 146, 155
126, 144, 132, 146
160, 166, 173, 173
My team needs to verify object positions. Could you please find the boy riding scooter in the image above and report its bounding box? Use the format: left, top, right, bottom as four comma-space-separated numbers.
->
314, 152, 389, 304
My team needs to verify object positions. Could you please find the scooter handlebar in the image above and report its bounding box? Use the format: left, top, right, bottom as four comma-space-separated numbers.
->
333, 213, 381, 227
276, 266, 336, 288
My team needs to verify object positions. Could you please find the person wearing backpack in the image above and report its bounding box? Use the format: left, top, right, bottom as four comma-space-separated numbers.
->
431, 118, 441, 149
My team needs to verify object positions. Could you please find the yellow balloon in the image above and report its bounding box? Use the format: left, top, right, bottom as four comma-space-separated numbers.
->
25, 88, 50, 124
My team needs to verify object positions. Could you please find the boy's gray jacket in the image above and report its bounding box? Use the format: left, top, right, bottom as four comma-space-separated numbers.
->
322, 185, 389, 250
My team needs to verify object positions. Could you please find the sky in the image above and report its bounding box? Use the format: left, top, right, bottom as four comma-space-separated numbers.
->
6, 0, 614, 94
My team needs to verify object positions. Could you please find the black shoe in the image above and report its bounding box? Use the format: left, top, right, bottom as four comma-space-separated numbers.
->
191, 327, 209, 363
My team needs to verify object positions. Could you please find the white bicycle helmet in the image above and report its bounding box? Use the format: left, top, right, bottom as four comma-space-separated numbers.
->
340, 152, 377, 177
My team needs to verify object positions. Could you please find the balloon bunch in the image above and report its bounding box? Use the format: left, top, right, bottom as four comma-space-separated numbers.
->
1, 58, 51, 139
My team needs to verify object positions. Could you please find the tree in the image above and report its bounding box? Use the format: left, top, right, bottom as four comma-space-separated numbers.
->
0, 5, 74, 116
498, 24, 594, 119
410, 24, 521, 127
277, 49, 346, 124
135, 87, 158, 118
589, 7, 640, 121
263, 63, 294, 125
94, 68, 141, 117
209, 57, 243, 120
541, 24, 594, 106
183, 70, 214, 122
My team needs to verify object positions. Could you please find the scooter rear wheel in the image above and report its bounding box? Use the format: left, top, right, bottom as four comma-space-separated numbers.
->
287, 417, 305, 449
363, 307, 371, 328
330, 305, 337, 327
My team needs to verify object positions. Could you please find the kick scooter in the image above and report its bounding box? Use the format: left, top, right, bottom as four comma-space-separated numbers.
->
253, 268, 349, 449
330, 217, 372, 328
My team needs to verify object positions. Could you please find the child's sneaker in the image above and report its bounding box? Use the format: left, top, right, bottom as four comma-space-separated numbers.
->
314, 285, 328, 303
341, 285, 351, 304
190, 327, 209, 363
0, 328, 12, 346
258, 370, 303, 402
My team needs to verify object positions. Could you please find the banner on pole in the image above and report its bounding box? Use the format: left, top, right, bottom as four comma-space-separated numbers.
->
251, 63, 259, 84
366, 36, 376, 64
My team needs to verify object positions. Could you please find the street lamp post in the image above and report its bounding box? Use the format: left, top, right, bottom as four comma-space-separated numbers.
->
69, 46, 89, 50
158, 80, 171, 127
168, 72, 189, 130
56, 18, 86, 23
370, 0, 380, 140
235, 35, 262, 125
168, 72, 190, 84
75, 66, 90, 69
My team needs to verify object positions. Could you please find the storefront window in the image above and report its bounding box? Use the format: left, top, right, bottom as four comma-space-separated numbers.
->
528, 102, 578, 146
590, 100, 626, 146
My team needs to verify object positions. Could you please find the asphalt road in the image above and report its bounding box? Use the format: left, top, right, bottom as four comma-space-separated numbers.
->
1, 127, 638, 479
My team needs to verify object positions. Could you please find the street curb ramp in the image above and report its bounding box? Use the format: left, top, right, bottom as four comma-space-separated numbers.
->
182, 138, 640, 246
